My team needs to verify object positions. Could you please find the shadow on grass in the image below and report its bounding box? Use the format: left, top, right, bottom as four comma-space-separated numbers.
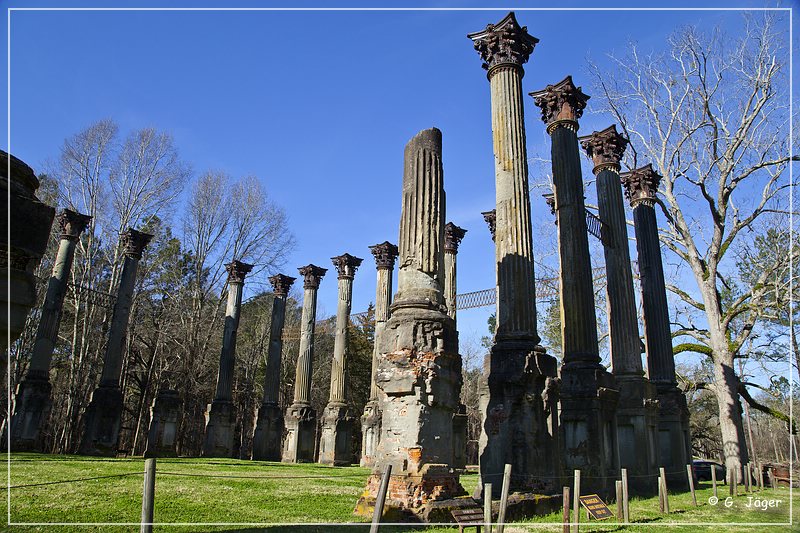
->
212, 526, 449, 532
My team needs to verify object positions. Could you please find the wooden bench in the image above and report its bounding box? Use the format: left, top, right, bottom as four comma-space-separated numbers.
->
452, 508, 485, 533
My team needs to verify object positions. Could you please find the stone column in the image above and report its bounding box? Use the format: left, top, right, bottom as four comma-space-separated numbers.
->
468, 12, 560, 497
145, 389, 182, 458
319, 253, 363, 466
202, 260, 253, 457
532, 75, 619, 497
80, 228, 152, 456
621, 164, 691, 488
252, 273, 296, 461
444, 222, 468, 470
357, 128, 464, 518
580, 125, 658, 492
282, 264, 327, 463
360, 241, 398, 468
10, 209, 91, 451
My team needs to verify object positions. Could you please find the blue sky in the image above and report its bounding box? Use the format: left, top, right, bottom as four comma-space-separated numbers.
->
3, 1, 796, 372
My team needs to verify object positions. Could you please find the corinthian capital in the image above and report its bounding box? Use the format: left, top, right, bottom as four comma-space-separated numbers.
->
468, 12, 539, 76
444, 222, 467, 254
579, 125, 628, 174
298, 264, 327, 289
121, 228, 154, 259
58, 209, 92, 242
481, 210, 496, 242
530, 75, 590, 132
620, 164, 662, 208
268, 273, 296, 297
331, 253, 363, 279
226, 260, 254, 284
369, 241, 399, 270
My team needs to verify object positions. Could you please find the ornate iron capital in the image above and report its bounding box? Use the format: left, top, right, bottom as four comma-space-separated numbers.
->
620, 163, 661, 208
468, 12, 539, 77
444, 222, 467, 254
530, 75, 590, 132
121, 228, 154, 259
331, 253, 363, 279
58, 209, 92, 242
369, 241, 399, 270
579, 124, 628, 174
298, 264, 327, 289
226, 260, 254, 284
481, 210, 496, 242
268, 273, 296, 297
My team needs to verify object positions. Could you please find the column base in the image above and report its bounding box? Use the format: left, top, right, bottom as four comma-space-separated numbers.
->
477, 343, 560, 497
655, 383, 692, 490
452, 404, 468, 470
318, 402, 355, 466
359, 399, 382, 468
560, 361, 620, 498
202, 399, 236, 458
9, 377, 52, 452
614, 374, 659, 495
79, 385, 124, 456
252, 402, 284, 461
354, 464, 465, 520
282, 403, 317, 463
145, 389, 182, 458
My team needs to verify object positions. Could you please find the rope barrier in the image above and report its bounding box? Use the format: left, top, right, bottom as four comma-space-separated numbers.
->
156, 471, 368, 480
3, 472, 141, 490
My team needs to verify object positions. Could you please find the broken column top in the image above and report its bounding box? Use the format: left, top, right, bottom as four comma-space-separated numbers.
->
331, 253, 363, 279
620, 163, 661, 208
121, 228, 154, 259
444, 223, 467, 254
268, 273, 296, 297
481, 210, 496, 241
298, 264, 327, 289
369, 241, 399, 270
395, 127, 446, 307
530, 75, 590, 132
226, 260, 254, 283
468, 12, 539, 75
579, 124, 629, 175
57, 209, 92, 241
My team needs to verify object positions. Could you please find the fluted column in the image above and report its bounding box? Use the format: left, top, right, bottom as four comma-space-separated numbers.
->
10, 209, 91, 451
80, 228, 152, 456
252, 273, 295, 460
319, 253, 362, 465
581, 126, 658, 490
358, 128, 464, 514
202, 260, 253, 458
468, 12, 560, 498
532, 76, 619, 497
531, 76, 598, 365
621, 164, 692, 483
444, 222, 468, 470
443, 222, 467, 326
283, 264, 327, 463
360, 241, 398, 468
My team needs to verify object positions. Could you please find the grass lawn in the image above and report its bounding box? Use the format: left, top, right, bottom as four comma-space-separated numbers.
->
0, 454, 796, 532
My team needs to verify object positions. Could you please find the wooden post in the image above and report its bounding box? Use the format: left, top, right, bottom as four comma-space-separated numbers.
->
572, 469, 581, 533
484, 483, 492, 533
687, 464, 697, 506
758, 463, 765, 490
733, 468, 738, 497
562, 486, 570, 533
370, 464, 392, 533
621, 468, 629, 523
615, 480, 623, 523
745, 463, 752, 493
659, 467, 669, 514
711, 463, 718, 499
140, 458, 156, 533
496, 463, 512, 533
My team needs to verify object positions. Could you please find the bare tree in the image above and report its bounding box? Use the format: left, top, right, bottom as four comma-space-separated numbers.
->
589, 13, 794, 475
